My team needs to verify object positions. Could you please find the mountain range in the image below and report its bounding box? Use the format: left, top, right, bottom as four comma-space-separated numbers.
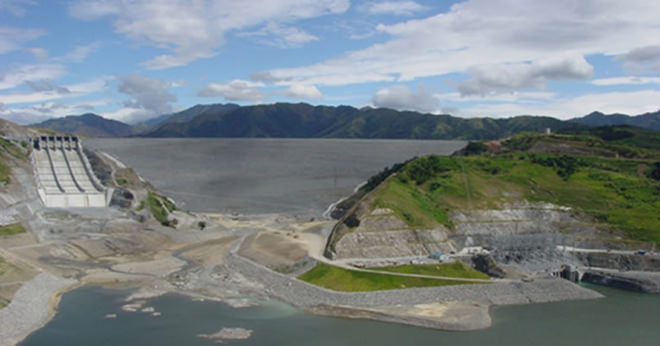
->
30, 113, 134, 138
27, 103, 660, 139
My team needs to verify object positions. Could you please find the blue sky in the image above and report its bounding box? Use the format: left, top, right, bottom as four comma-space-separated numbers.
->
1, 0, 660, 124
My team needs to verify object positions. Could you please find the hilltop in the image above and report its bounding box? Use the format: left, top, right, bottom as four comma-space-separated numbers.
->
326, 125, 660, 263
571, 111, 660, 131
30, 113, 134, 138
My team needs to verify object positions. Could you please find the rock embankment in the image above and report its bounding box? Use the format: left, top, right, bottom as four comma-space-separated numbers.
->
575, 252, 660, 272
226, 252, 602, 330
581, 270, 660, 293
0, 273, 75, 346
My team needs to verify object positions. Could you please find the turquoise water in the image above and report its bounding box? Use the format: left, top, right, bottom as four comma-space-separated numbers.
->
20, 285, 660, 346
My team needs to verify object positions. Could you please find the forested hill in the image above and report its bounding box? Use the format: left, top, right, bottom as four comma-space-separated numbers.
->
25, 103, 660, 139
30, 113, 133, 138
142, 103, 574, 139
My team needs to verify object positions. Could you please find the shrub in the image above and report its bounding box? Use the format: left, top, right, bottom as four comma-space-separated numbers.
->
464, 141, 488, 155
648, 162, 660, 181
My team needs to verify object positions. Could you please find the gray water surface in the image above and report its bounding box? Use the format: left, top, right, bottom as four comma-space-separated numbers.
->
20, 285, 660, 346
86, 138, 466, 216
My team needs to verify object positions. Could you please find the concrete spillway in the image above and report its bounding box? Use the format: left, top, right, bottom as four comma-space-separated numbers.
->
31, 135, 112, 208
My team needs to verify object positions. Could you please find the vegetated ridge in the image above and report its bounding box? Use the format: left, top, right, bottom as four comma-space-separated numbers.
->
30, 113, 133, 138
325, 125, 660, 261
571, 111, 660, 131
20, 103, 660, 139
143, 103, 573, 139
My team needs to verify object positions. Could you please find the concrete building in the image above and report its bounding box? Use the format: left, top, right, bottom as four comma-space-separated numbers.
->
31, 135, 112, 208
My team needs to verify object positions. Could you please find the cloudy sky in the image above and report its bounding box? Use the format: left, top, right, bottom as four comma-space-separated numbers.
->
1, 0, 660, 124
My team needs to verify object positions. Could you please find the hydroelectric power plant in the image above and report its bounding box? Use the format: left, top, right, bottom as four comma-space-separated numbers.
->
31, 135, 111, 208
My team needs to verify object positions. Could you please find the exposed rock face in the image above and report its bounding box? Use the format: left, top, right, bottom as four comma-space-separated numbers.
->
333, 228, 454, 259
471, 254, 505, 278
330, 207, 455, 259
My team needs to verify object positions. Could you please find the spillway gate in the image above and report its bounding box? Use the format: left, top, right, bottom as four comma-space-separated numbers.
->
31, 135, 112, 208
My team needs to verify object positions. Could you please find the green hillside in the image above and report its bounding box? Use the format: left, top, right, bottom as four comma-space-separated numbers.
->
143, 102, 576, 139
332, 127, 660, 246
31, 113, 133, 138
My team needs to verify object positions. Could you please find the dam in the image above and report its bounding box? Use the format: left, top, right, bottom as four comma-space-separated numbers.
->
31, 135, 111, 208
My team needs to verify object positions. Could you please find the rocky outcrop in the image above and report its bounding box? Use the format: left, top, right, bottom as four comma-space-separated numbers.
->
333, 228, 454, 259
328, 207, 455, 259
471, 254, 505, 278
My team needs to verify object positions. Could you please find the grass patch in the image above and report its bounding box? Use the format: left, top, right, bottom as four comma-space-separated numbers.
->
0, 160, 9, 185
148, 192, 170, 226
0, 223, 25, 236
373, 261, 490, 280
116, 178, 128, 186
136, 200, 146, 211
374, 178, 452, 229
161, 196, 176, 212
0, 138, 28, 165
298, 263, 484, 292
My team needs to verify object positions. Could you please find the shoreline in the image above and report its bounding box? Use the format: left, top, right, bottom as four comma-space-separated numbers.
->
322, 180, 367, 219
3, 251, 605, 346
0, 146, 628, 345
0, 274, 76, 346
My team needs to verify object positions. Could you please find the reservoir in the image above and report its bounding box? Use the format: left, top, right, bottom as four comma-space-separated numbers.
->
20, 285, 660, 346
86, 138, 466, 216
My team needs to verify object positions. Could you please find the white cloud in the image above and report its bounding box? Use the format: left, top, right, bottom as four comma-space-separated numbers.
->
372, 84, 438, 113
0, 26, 44, 55
0, 99, 109, 125
437, 91, 556, 103
261, 0, 660, 87
26, 47, 48, 60
240, 22, 318, 48
0, 76, 113, 105
198, 80, 265, 102
285, 84, 322, 100
360, 1, 427, 16
24, 79, 70, 94
69, 0, 349, 69
617, 45, 660, 72
0, 64, 66, 90
453, 90, 660, 119
591, 76, 660, 86
102, 106, 155, 124
117, 74, 177, 117
0, 0, 35, 17
54, 42, 102, 63
457, 54, 593, 96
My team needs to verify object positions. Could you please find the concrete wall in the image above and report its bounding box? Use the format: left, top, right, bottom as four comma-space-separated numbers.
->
31, 135, 110, 208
